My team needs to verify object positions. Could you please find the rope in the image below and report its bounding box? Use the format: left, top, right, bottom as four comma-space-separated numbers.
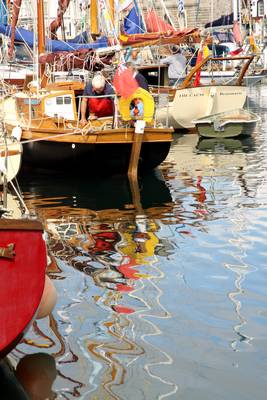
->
10, 176, 29, 215
20, 126, 95, 145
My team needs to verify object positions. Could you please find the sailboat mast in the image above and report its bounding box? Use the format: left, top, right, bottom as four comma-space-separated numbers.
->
232, 0, 238, 21
109, 0, 115, 27
37, 0, 45, 87
90, 0, 99, 35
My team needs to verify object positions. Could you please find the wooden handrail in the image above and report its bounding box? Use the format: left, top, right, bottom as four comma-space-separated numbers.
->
236, 55, 255, 85
179, 56, 210, 89
178, 54, 255, 89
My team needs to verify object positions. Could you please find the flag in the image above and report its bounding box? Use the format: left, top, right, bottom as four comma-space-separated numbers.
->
123, 4, 143, 34
229, 47, 243, 56
177, 0, 184, 14
99, 0, 105, 9
113, 63, 139, 98
203, 44, 210, 58
193, 48, 203, 87
249, 35, 259, 54
233, 20, 242, 46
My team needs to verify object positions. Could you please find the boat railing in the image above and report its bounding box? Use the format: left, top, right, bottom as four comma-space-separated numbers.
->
77, 92, 172, 129
150, 89, 172, 128
76, 93, 119, 129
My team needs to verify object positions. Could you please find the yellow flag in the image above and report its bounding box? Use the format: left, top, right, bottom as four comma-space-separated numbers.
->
203, 45, 210, 58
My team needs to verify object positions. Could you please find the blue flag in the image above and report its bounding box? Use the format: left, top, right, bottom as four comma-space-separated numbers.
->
178, 0, 184, 14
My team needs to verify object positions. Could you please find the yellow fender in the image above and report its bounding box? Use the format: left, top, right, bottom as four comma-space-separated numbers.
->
118, 87, 155, 123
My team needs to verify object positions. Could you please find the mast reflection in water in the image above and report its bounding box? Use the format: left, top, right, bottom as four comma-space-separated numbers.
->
8, 85, 267, 400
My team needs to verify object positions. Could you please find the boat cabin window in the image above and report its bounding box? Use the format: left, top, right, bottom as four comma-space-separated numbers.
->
44, 94, 76, 121
56, 97, 63, 105
56, 96, 71, 105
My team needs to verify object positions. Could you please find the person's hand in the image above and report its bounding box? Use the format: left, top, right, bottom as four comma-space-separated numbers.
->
80, 118, 88, 127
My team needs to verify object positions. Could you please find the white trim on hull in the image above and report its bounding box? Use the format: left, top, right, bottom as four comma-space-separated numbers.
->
0, 138, 22, 184
156, 85, 247, 129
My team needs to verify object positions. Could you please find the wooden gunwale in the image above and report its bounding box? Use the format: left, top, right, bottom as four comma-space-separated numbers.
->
0, 150, 22, 157
0, 219, 43, 231
5, 124, 173, 144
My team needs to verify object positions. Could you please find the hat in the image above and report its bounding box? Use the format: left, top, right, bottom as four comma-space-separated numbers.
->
92, 75, 105, 90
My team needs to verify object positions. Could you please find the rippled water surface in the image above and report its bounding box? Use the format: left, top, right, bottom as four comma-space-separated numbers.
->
11, 85, 267, 399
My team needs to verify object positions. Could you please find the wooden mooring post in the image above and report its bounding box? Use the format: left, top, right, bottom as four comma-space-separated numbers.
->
127, 121, 145, 181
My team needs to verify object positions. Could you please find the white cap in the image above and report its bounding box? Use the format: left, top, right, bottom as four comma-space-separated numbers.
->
92, 75, 105, 90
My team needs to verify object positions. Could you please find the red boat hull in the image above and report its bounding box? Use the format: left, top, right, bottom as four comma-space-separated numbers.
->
0, 219, 47, 358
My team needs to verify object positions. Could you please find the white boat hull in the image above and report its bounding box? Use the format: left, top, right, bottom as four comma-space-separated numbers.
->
156, 85, 247, 129
0, 138, 23, 184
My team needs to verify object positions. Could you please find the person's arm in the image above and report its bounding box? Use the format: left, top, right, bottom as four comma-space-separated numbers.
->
80, 97, 88, 127
81, 83, 96, 125
160, 55, 172, 65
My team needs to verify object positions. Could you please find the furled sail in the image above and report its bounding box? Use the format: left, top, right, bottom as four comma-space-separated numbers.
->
145, 10, 175, 33
0, 23, 108, 51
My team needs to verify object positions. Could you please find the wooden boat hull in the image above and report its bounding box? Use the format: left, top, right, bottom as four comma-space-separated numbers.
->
4, 121, 172, 173
0, 219, 46, 358
2, 90, 173, 174
22, 138, 171, 173
155, 85, 247, 130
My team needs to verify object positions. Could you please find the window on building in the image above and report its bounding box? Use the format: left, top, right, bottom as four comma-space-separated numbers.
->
258, 0, 264, 16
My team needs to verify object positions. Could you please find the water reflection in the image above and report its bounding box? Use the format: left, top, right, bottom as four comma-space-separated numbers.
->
0, 353, 57, 400
18, 171, 172, 213
9, 86, 267, 400
196, 136, 256, 154
15, 172, 180, 399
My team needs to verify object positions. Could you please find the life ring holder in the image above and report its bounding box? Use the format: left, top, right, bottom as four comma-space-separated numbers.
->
118, 87, 155, 123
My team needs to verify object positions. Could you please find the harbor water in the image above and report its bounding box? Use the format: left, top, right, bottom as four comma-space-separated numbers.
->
10, 84, 267, 399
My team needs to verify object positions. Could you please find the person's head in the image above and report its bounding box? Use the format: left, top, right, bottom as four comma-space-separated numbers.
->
92, 74, 106, 93
131, 49, 139, 59
171, 45, 181, 54
15, 353, 57, 400
126, 61, 137, 73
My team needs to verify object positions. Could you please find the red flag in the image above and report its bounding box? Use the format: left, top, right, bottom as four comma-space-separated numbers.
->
193, 49, 203, 87
229, 47, 243, 56
113, 64, 139, 98
233, 20, 242, 47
